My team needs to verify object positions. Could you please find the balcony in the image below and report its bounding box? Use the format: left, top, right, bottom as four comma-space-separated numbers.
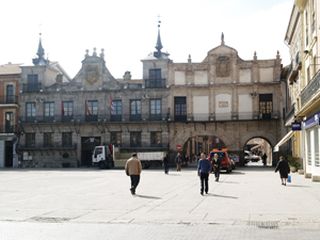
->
18, 143, 77, 151
22, 83, 42, 93
301, 70, 320, 106
0, 95, 18, 104
144, 79, 166, 88
0, 125, 18, 133
172, 112, 280, 122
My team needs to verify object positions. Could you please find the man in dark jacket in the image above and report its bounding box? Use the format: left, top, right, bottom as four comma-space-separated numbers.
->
275, 156, 290, 186
198, 153, 212, 195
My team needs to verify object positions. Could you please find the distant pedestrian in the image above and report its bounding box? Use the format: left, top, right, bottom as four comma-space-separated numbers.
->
163, 153, 169, 174
262, 153, 267, 166
198, 153, 212, 195
175, 152, 182, 171
212, 153, 221, 182
275, 156, 290, 186
125, 153, 142, 195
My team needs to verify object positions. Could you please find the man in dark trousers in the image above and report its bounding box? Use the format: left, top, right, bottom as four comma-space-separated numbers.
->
125, 153, 142, 195
163, 153, 169, 174
198, 153, 212, 195
212, 153, 221, 182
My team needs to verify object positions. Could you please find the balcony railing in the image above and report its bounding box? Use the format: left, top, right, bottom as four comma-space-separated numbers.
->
0, 125, 18, 133
0, 95, 19, 104
22, 83, 42, 93
301, 70, 320, 106
18, 143, 77, 151
144, 78, 166, 88
19, 111, 281, 125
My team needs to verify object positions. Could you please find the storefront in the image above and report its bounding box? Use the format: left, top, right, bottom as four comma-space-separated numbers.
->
303, 112, 320, 181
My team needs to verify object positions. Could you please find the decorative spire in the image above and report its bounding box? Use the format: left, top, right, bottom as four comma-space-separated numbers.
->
155, 17, 163, 57
221, 32, 225, 45
33, 33, 48, 65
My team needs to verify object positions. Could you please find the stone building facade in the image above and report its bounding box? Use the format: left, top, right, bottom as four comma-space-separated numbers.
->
17, 28, 285, 167
0, 63, 20, 167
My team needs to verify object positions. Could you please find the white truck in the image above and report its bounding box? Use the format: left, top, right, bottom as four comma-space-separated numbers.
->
92, 145, 166, 169
137, 151, 166, 169
92, 145, 114, 169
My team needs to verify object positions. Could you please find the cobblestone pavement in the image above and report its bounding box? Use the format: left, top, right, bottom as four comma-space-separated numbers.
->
0, 166, 319, 239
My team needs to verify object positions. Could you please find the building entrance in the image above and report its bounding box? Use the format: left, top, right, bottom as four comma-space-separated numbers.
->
81, 137, 101, 167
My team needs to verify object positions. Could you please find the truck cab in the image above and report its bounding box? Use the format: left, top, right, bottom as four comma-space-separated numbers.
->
92, 145, 114, 169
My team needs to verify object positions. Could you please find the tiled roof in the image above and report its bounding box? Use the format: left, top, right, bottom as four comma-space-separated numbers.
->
0, 63, 21, 75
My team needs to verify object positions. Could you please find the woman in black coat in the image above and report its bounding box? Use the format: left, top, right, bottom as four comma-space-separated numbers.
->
275, 156, 290, 185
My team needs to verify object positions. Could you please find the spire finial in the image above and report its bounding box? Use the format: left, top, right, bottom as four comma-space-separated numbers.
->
155, 16, 163, 56
32, 32, 48, 65
221, 32, 225, 45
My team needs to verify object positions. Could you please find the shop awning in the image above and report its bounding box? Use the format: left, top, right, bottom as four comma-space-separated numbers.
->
273, 130, 294, 152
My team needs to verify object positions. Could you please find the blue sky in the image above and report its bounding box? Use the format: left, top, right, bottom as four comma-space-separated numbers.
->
0, 0, 293, 79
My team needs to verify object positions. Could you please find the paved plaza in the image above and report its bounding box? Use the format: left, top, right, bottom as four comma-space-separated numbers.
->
0, 166, 319, 239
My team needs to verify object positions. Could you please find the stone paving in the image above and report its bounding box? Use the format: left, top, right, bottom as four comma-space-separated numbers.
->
0, 166, 319, 239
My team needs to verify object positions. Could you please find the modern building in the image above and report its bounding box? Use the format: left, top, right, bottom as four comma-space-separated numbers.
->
0, 63, 20, 167
283, 0, 320, 181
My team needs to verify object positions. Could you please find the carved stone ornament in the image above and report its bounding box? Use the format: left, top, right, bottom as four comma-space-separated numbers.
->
85, 65, 99, 84
216, 56, 230, 77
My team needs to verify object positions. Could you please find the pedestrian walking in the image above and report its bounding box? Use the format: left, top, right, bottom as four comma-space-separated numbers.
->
175, 152, 182, 171
163, 153, 169, 174
262, 153, 267, 166
212, 153, 221, 181
198, 153, 212, 195
275, 155, 290, 186
125, 153, 142, 195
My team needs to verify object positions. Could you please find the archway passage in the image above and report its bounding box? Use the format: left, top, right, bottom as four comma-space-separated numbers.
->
243, 137, 272, 167
182, 135, 226, 164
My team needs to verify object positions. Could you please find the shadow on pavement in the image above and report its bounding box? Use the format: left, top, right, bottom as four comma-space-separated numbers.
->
207, 193, 238, 199
286, 184, 310, 188
135, 194, 162, 199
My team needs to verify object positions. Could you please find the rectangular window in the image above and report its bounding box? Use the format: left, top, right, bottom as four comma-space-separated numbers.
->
43, 132, 53, 147
149, 68, 162, 80
150, 99, 162, 120
26, 102, 36, 121
259, 94, 273, 120
130, 132, 141, 147
146, 68, 164, 88
174, 97, 187, 121
6, 85, 15, 103
44, 102, 55, 120
27, 74, 39, 91
130, 100, 141, 121
110, 132, 122, 146
150, 131, 162, 146
26, 133, 36, 147
86, 100, 98, 121
307, 130, 312, 165
5, 112, 14, 132
315, 128, 319, 167
62, 132, 72, 147
111, 100, 122, 121
62, 101, 73, 120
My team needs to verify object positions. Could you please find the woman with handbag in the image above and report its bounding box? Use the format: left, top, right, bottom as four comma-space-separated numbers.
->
275, 156, 290, 186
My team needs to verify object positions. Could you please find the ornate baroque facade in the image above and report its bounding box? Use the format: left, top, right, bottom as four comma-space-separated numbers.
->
17, 28, 285, 168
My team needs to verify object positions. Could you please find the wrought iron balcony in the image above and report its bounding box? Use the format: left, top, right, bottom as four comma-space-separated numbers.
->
144, 78, 166, 88
301, 70, 320, 106
0, 95, 18, 104
18, 143, 77, 151
21, 83, 42, 93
